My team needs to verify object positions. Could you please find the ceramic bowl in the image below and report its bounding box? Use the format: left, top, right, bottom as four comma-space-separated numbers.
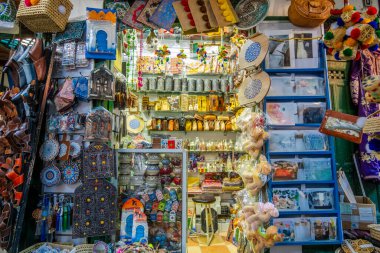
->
146, 153, 161, 164
146, 164, 160, 176
119, 154, 132, 163
118, 175, 130, 186
119, 163, 132, 175
161, 157, 171, 166
130, 176, 145, 186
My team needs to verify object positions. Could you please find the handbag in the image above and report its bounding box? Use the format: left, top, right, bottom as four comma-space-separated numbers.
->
288, 0, 334, 28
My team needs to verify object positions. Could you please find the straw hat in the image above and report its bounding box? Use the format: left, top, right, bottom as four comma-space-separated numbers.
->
238, 70, 270, 106
127, 115, 145, 134
238, 33, 269, 69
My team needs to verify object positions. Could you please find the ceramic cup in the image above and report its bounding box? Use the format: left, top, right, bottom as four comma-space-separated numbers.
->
204, 79, 211, 91
181, 78, 188, 91
165, 76, 173, 91
212, 79, 219, 91
220, 79, 229, 92
196, 79, 204, 92
149, 77, 157, 91
188, 79, 196, 92
157, 77, 165, 90
174, 78, 181, 91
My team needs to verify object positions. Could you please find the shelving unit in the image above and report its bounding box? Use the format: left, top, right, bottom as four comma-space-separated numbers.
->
264, 42, 343, 247
118, 149, 187, 253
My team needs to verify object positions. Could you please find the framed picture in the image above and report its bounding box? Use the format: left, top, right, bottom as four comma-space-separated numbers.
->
294, 31, 319, 68
319, 110, 366, 144
265, 30, 295, 69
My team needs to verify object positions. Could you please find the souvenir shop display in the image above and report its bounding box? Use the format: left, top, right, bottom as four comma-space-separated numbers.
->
6, 0, 380, 252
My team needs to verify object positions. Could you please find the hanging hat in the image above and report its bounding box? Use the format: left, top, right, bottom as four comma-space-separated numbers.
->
234, 0, 269, 30
127, 115, 145, 134
238, 70, 270, 106
238, 33, 269, 69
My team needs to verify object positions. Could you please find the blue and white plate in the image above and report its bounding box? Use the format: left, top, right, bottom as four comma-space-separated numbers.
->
127, 115, 145, 134
40, 165, 61, 186
238, 33, 269, 69
238, 71, 270, 106
39, 139, 60, 162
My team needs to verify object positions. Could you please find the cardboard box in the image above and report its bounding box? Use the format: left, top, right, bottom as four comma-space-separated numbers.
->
340, 196, 377, 230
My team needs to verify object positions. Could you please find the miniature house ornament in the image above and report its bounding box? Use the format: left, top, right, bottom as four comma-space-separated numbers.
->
120, 198, 148, 243
90, 65, 115, 100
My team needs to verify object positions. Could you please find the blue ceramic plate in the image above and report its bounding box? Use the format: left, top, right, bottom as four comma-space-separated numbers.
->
61, 161, 80, 185
40, 165, 61, 186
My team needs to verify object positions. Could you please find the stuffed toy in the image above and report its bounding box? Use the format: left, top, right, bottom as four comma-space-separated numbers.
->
246, 226, 283, 253
241, 155, 271, 196
242, 202, 279, 232
324, 5, 380, 60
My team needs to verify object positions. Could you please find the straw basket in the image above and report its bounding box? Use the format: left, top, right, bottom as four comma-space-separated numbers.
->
19, 243, 74, 253
369, 224, 380, 241
73, 244, 94, 253
288, 0, 334, 28
16, 0, 73, 33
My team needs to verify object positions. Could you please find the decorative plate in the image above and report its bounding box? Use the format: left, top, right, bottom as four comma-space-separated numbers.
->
238, 33, 269, 69
61, 160, 80, 185
235, 0, 269, 30
70, 142, 81, 158
127, 115, 145, 134
238, 70, 270, 106
40, 165, 61, 186
39, 139, 60, 162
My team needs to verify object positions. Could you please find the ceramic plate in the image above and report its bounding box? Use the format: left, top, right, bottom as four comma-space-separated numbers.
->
238, 71, 270, 106
127, 115, 145, 134
238, 33, 269, 69
70, 142, 81, 158
40, 165, 61, 186
39, 139, 59, 162
61, 161, 80, 185
235, 0, 269, 30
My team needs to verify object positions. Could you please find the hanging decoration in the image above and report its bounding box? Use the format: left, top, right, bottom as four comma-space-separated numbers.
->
146, 29, 159, 52
230, 30, 247, 50
154, 44, 171, 64
218, 45, 229, 68
176, 49, 187, 64
324, 5, 380, 61
122, 29, 136, 90
196, 45, 207, 64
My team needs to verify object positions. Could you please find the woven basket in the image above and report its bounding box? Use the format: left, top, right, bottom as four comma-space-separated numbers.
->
288, 0, 334, 28
369, 224, 380, 241
73, 244, 94, 253
16, 0, 73, 33
20, 243, 74, 253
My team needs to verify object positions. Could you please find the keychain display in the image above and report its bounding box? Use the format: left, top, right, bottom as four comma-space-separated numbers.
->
86, 8, 117, 60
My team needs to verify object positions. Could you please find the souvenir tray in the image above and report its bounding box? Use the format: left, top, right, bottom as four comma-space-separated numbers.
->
73, 179, 117, 238
61, 160, 80, 185
40, 164, 61, 186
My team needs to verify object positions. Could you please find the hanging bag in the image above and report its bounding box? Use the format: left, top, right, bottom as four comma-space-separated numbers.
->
288, 0, 334, 28
16, 0, 73, 33
0, 0, 19, 34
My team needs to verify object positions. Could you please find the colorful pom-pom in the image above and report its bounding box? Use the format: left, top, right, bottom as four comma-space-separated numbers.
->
361, 44, 370, 50
327, 48, 334, 54
331, 22, 339, 30
367, 6, 378, 16
333, 41, 343, 50
343, 48, 353, 56
351, 12, 361, 23
376, 30, 380, 38
364, 36, 375, 45
345, 38, 358, 47
331, 9, 343, 15
350, 28, 361, 39
346, 26, 354, 36
337, 18, 345, 27
369, 44, 379, 51
369, 20, 378, 29
362, 18, 371, 24
325, 31, 334, 40
343, 5, 354, 12
334, 52, 341, 60
25, 0, 32, 7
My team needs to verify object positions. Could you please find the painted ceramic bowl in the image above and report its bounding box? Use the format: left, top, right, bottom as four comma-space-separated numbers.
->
161, 157, 171, 166
119, 154, 132, 163
160, 165, 172, 175
146, 175, 160, 187
146, 153, 161, 164
130, 175, 145, 186
119, 163, 132, 175
146, 164, 160, 176
118, 175, 130, 186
